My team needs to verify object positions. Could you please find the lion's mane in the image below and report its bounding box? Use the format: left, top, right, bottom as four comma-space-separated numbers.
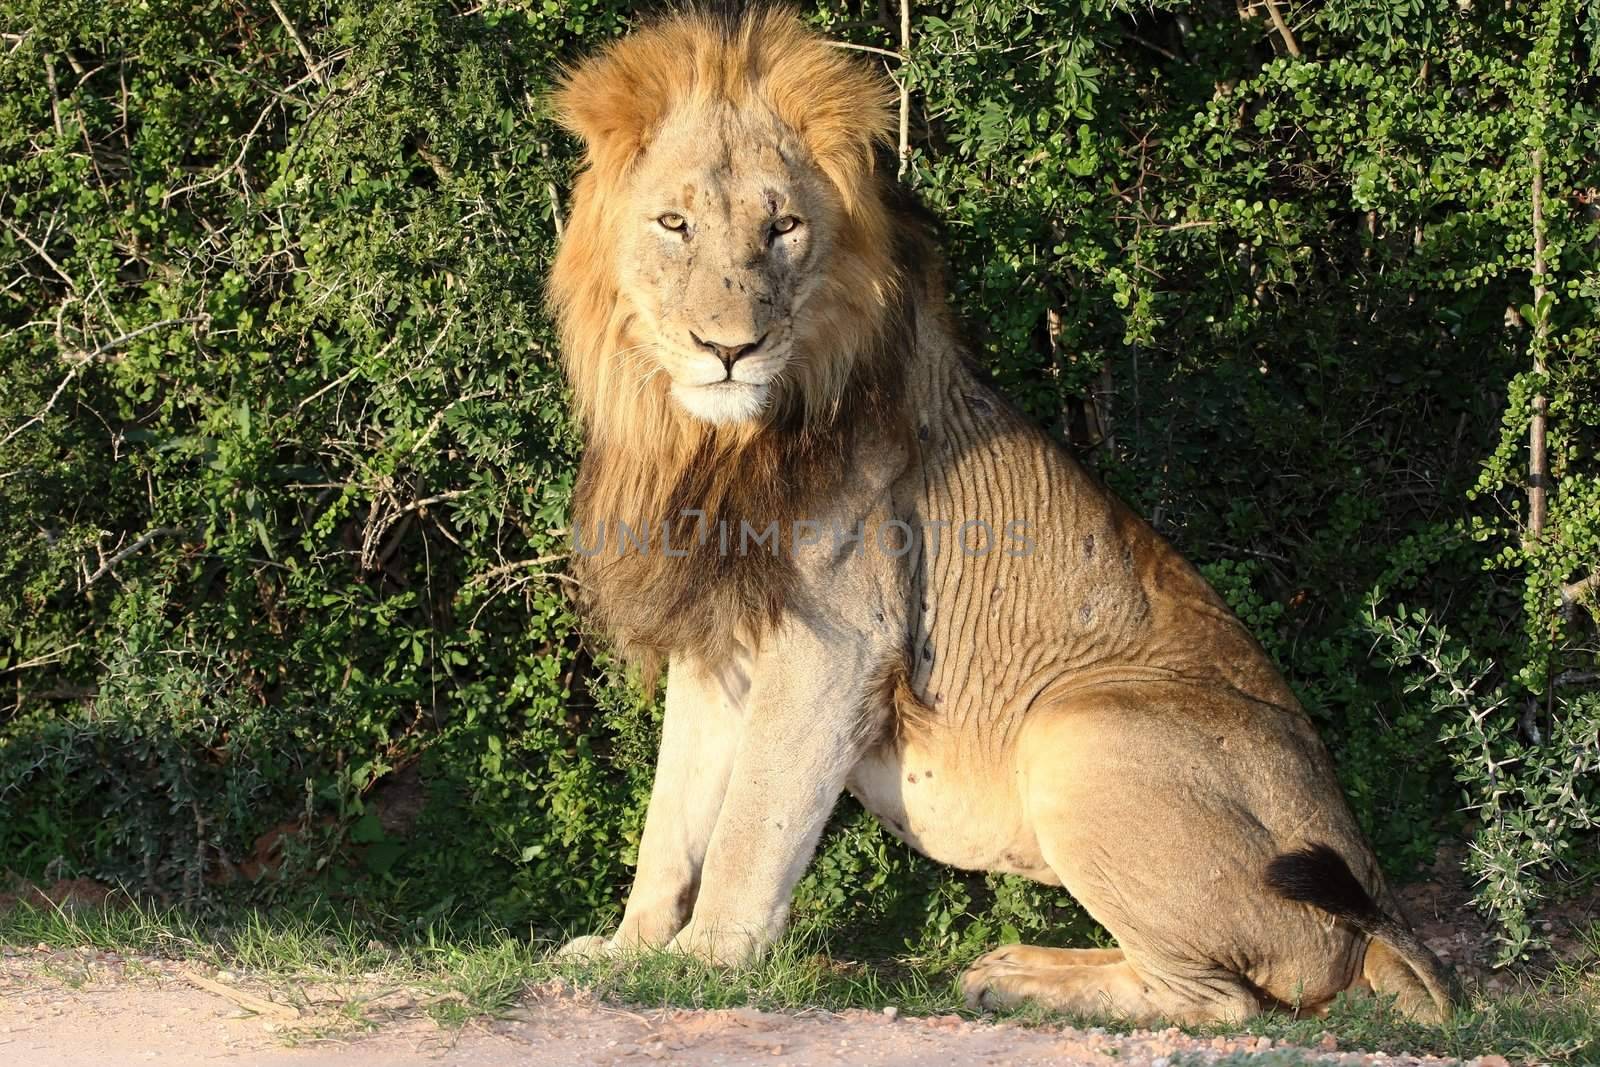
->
549, 6, 920, 679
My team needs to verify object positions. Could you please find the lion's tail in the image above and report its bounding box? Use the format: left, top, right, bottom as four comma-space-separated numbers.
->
1264, 843, 1457, 1023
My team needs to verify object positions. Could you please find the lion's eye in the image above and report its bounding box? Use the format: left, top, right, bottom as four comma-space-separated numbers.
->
657, 213, 687, 231
770, 215, 801, 237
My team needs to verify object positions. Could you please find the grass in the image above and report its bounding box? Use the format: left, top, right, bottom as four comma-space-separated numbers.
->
2, 898, 1595, 1062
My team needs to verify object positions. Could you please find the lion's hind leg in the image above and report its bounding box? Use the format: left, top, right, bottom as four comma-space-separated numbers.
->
961, 951, 1258, 1025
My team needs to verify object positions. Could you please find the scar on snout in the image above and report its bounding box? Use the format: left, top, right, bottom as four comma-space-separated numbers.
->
907, 772, 919, 784
1084, 533, 1095, 558
1079, 603, 1093, 624
723, 276, 731, 289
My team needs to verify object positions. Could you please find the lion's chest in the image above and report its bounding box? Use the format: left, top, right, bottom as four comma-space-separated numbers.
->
845, 741, 1058, 884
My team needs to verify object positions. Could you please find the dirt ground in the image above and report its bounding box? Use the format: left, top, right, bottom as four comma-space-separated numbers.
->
3, 850, 1592, 1067
0, 964, 1504, 1067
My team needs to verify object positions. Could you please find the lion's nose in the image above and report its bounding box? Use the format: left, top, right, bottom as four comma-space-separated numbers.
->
691, 330, 767, 372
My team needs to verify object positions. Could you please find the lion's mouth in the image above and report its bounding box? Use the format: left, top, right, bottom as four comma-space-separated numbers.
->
670, 378, 772, 424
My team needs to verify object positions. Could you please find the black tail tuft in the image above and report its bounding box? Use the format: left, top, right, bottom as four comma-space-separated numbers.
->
1266, 842, 1458, 1021
1264, 843, 1383, 927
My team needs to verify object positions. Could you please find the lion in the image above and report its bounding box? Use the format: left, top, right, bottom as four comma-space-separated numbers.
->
546, 5, 1456, 1026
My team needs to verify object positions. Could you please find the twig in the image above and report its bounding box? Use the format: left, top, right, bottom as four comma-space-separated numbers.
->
468, 554, 567, 588
1561, 571, 1596, 616
547, 180, 564, 238
0, 365, 82, 448
293, 365, 360, 413
62, 314, 209, 365
1262, 0, 1302, 58
1123, 32, 1182, 64
828, 41, 903, 61
897, 0, 911, 176
83, 527, 188, 588
5, 316, 204, 447
163, 68, 326, 205
43, 54, 64, 136
0, 643, 82, 674
268, 0, 328, 88
2, 216, 78, 291
181, 969, 301, 1021
1527, 147, 1549, 542
398, 489, 469, 515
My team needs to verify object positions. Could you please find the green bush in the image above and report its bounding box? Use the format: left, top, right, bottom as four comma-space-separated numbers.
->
1, 0, 1595, 963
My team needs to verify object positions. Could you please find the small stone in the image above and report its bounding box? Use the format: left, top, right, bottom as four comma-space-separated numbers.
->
1318, 1032, 1339, 1052
882, 1005, 899, 1020
1475, 1057, 1511, 1067
215, 970, 238, 983
1151, 1058, 1170, 1067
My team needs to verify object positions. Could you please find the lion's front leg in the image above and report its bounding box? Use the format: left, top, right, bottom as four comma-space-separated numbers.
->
666, 625, 881, 967
561, 653, 748, 958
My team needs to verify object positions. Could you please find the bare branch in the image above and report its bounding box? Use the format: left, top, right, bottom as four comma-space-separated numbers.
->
1527, 147, 1550, 542
547, 180, 565, 238
268, 0, 329, 88
468, 554, 568, 588
1562, 571, 1597, 616
83, 527, 189, 589
399, 489, 470, 515
0, 643, 82, 675
1262, 1, 1302, 58
62, 314, 210, 366
897, 1, 911, 176
0, 365, 82, 448
1, 316, 208, 448
828, 41, 903, 62
2, 216, 78, 291
43, 53, 64, 136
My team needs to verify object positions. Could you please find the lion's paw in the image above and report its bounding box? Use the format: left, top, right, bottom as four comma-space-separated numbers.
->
664, 920, 762, 969
959, 950, 1030, 1011
555, 934, 618, 961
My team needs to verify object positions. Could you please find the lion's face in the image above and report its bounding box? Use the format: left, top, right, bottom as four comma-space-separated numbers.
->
550, 8, 900, 450
615, 104, 840, 425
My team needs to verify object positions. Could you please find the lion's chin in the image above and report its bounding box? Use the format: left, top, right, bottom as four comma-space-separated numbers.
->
670, 380, 771, 425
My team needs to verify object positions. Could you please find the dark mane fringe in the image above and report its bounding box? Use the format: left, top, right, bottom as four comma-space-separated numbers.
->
571, 204, 928, 685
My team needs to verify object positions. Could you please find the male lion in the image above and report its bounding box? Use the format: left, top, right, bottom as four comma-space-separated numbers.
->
548, 6, 1454, 1025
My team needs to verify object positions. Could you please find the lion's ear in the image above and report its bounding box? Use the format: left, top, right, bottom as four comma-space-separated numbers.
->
770, 65, 895, 215
552, 53, 661, 175
757, 13, 897, 215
